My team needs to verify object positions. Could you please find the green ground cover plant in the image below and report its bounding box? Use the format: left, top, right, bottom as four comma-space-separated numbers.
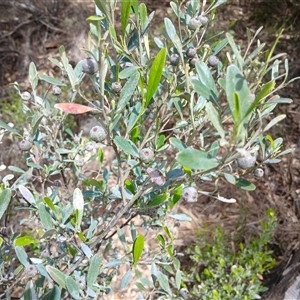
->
0, 0, 297, 298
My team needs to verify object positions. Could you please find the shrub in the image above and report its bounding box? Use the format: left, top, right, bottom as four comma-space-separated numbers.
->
0, 0, 296, 299
186, 209, 277, 300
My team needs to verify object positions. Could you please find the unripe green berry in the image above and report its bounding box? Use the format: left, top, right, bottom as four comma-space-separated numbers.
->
21, 91, 31, 101
170, 53, 180, 66
182, 186, 198, 202
18, 139, 32, 151
111, 82, 122, 93
254, 168, 264, 178
139, 148, 154, 163
180, 288, 189, 299
81, 57, 98, 75
237, 151, 256, 169
188, 17, 201, 30
186, 47, 197, 58
90, 125, 106, 142
208, 55, 219, 66
199, 15, 208, 25
52, 85, 62, 96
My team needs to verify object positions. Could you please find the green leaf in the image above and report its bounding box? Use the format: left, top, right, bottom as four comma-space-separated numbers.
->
157, 271, 171, 295
164, 18, 183, 61
128, 102, 142, 132
133, 234, 145, 265
8, 166, 25, 173
130, 222, 137, 241
15, 246, 29, 267
205, 102, 227, 146
38, 74, 66, 86
170, 137, 187, 150
139, 3, 148, 32
0, 120, 21, 137
135, 282, 147, 292
263, 114, 286, 132
94, 0, 112, 24
145, 48, 166, 106
193, 61, 219, 106
117, 70, 140, 110
148, 193, 170, 208
65, 276, 80, 300
235, 178, 256, 190
0, 188, 11, 221
121, 269, 132, 288
176, 148, 219, 171
226, 64, 253, 124
114, 136, 139, 157
87, 254, 101, 288
46, 285, 61, 300
103, 259, 122, 268
46, 266, 66, 289
37, 202, 53, 230
121, 0, 132, 36
29, 62, 38, 91
14, 236, 38, 247
24, 280, 38, 300
210, 0, 227, 10
73, 188, 84, 231
18, 185, 35, 205
44, 197, 56, 213
169, 213, 192, 221
226, 32, 244, 69
175, 269, 182, 290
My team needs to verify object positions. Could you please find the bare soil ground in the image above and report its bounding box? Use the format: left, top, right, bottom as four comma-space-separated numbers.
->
1, 0, 300, 299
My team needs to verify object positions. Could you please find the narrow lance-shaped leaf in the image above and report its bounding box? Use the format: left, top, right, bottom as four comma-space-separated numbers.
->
117, 71, 140, 110
87, 254, 101, 288
226, 65, 253, 124
121, 0, 132, 36
38, 74, 66, 86
15, 246, 30, 267
0, 120, 21, 137
145, 48, 167, 106
194, 61, 219, 105
226, 32, 244, 70
46, 266, 66, 289
29, 62, 38, 91
0, 188, 11, 221
263, 114, 286, 132
65, 276, 80, 300
73, 188, 84, 231
205, 102, 228, 146
157, 271, 172, 295
133, 234, 145, 265
164, 18, 183, 61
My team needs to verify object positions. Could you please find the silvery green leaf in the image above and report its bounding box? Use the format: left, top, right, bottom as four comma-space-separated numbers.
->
0, 188, 11, 221
15, 246, 29, 267
81, 243, 93, 259
87, 254, 101, 288
103, 260, 122, 268
66, 276, 80, 300
18, 185, 35, 204
121, 269, 132, 288
263, 114, 286, 132
169, 213, 192, 221
157, 271, 171, 295
164, 18, 183, 61
46, 266, 66, 289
